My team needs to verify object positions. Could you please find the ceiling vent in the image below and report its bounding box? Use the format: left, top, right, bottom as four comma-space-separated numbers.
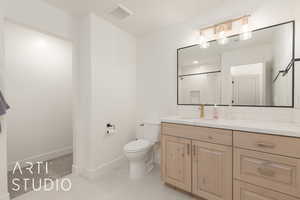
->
109, 5, 133, 20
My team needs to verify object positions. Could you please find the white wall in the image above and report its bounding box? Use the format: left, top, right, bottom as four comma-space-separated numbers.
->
90, 14, 136, 169
73, 15, 96, 173
137, 0, 300, 123
0, 0, 9, 198
0, 0, 75, 198
75, 14, 136, 178
4, 22, 73, 167
3, 0, 73, 40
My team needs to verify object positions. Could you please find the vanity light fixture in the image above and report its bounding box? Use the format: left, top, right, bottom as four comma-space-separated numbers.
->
193, 60, 199, 64
239, 16, 252, 41
215, 23, 231, 45
198, 15, 252, 47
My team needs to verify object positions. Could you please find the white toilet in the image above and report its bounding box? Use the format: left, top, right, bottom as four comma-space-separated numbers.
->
124, 121, 160, 179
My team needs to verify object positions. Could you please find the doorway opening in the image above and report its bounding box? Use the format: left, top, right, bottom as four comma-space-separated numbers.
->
4, 21, 73, 199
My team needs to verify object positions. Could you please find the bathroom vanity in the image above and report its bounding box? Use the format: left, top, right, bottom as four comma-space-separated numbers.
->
164, 18, 300, 200
160, 118, 300, 200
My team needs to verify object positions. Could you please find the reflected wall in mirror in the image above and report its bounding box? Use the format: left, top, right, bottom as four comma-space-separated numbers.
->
177, 21, 294, 107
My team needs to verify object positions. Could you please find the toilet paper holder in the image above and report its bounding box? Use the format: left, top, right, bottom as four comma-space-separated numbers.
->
106, 123, 116, 128
106, 123, 116, 135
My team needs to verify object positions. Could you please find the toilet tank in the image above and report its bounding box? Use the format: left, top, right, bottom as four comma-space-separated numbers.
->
137, 121, 160, 143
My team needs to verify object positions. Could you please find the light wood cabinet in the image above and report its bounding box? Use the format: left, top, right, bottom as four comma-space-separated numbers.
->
161, 123, 300, 200
192, 141, 232, 200
161, 123, 233, 200
162, 135, 192, 192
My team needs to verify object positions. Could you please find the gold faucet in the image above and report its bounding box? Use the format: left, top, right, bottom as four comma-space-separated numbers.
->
199, 104, 205, 118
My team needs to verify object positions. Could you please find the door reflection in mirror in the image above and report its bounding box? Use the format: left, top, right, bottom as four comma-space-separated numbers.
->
177, 21, 294, 107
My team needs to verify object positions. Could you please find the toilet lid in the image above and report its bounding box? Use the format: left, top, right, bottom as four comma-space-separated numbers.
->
124, 139, 151, 152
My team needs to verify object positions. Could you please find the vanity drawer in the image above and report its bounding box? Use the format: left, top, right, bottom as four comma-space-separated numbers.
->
234, 181, 299, 200
234, 148, 300, 197
162, 123, 232, 146
234, 131, 300, 158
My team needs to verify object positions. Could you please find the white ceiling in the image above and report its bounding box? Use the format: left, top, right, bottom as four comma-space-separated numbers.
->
43, 0, 225, 36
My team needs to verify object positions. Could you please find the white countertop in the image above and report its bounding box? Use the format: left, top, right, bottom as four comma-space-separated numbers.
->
161, 116, 300, 138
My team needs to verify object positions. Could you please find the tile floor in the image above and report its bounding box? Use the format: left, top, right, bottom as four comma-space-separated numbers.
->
8, 154, 73, 199
14, 164, 197, 200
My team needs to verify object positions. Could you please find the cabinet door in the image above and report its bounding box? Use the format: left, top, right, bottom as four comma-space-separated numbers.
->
192, 141, 232, 200
162, 135, 192, 192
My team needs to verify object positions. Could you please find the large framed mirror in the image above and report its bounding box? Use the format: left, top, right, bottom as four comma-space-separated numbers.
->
177, 21, 295, 107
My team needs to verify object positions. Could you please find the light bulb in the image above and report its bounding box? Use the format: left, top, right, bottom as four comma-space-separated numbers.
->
200, 41, 210, 48
198, 35, 210, 48
240, 31, 252, 41
218, 31, 229, 45
198, 35, 205, 44
240, 24, 252, 41
245, 24, 250, 31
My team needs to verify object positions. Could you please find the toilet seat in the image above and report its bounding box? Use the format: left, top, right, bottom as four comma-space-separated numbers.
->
124, 139, 151, 153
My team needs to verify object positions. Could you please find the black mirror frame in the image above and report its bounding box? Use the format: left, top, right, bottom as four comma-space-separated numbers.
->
177, 20, 297, 108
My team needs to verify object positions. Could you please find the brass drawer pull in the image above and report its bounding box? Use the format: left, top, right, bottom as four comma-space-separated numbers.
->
187, 144, 190, 155
257, 163, 275, 177
256, 141, 276, 149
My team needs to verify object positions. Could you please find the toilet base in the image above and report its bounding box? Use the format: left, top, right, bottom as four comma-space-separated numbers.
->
127, 150, 154, 179
129, 160, 147, 179
129, 161, 154, 179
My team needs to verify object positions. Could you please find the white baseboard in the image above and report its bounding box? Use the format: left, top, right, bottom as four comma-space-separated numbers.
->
8, 146, 73, 171
0, 193, 9, 200
77, 155, 126, 180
